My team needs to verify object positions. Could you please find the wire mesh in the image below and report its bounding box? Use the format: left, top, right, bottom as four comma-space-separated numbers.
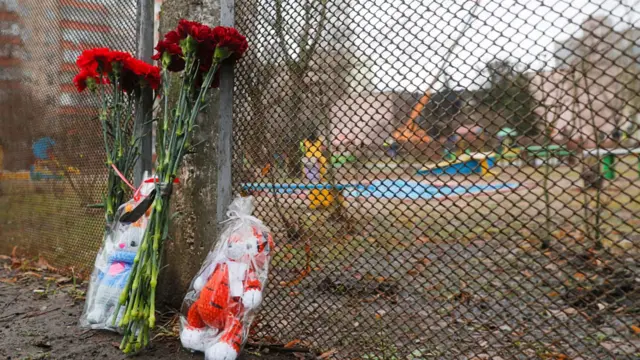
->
234, 0, 640, 358
0, 0, 138, 269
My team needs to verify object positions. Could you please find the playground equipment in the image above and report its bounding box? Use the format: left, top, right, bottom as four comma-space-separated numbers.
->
0, 137, 80, 182
391, 91, 433, 147
30, 137, 79, 180
30, 159, 80, 180
582, 147, 640, 180
330, 153, 356, 167
300, 137, 335, 209
417, 152, 496, 176
242, 180, 521, 201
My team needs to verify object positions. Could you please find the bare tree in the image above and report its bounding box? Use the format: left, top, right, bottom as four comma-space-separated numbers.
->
273, 0, 328, 175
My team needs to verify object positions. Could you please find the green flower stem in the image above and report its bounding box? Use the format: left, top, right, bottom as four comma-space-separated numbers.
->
118, 52, 224, 352
112, 225, 150, 327
135, 323, 146, 351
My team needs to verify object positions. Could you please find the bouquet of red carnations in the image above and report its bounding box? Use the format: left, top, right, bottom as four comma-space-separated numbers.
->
73, 48, 160, 224
74, 49, 160, 333
73, 19, 248, 353
114, 20, 248, 353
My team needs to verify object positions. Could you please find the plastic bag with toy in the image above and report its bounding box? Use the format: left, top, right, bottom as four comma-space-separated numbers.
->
180, 196, 274, 360
79, 178, 155, 331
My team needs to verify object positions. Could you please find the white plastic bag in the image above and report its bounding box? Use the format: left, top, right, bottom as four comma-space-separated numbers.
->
180, 196, 274, 360
80, 180, 155, 331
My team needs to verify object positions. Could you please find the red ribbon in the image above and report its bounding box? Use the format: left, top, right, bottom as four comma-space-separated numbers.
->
110, 164, 180, 202
111, 163, 136, 191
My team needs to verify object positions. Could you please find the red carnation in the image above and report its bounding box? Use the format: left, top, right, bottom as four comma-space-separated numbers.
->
177, 19, 203, 39
108, 50, 132, 68
121, 58, 161, 92
76, 47, 113, 73
152, 39, 185, 72
191, 24, 213, 43
211, 26, 248, 61
164, 30, 181, 44
73, 68, 100, 92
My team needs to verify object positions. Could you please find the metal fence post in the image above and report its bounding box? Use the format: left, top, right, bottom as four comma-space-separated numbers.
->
134, 0, 154, 186
216, 0, 235, 225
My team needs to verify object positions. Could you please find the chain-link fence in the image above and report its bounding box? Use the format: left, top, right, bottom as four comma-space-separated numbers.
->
0, 0, 139, 267
234, 0, 640, 358
2, 0, 640, 358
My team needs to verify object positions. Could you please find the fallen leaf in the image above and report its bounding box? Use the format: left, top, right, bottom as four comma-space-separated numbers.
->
22, 271, 42, 278
601, 239, 614, 249
262, 335, 278, 343
284, 339, 301, 348
361, 294, 380, 303
546, 353, 569, 360
573, 272, 586, 281
521, 270, 533, 278
564, 307, 577, 316
55, 277, 72, 284
375, 276, 386, 283
36, 256, 57, 272
631, 325, 640, 334
407, 263, 425, 276
568, 230, 584, 242
0, 277, 17, 284
547, 291, 560, 297
318, 349, 337, 359
10, 246, 21, 268
416, 236, 430, 244
260, 162, 271, 176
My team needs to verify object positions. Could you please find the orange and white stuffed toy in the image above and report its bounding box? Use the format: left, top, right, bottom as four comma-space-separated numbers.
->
180, 222, 273, 360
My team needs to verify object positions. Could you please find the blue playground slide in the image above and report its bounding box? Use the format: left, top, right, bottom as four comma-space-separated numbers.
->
417, 156, 496, 176
242, 179, 519, 200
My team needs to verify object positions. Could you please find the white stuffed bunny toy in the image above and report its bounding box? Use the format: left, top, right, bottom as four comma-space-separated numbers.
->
84, 181, 154, 328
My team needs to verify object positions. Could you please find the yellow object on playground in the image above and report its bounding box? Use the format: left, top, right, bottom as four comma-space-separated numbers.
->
308, 188, 334, 210
301, 138, 337, 209
303, 138, 327, 179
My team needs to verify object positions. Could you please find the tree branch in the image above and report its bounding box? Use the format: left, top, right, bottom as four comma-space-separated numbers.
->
274, 0, 294, 65
303, 0, 328, 68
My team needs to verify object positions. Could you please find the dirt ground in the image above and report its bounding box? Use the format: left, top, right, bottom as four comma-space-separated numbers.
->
251, 164, 640, 359
0, 257, 299, 360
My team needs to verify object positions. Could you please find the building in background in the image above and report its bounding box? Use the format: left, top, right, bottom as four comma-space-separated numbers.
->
534, 15, 640, 146
0, 0, 23, 102
0, 0, 138, 170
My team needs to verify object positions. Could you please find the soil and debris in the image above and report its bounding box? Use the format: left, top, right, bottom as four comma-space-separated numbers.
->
0, 256, 300, 360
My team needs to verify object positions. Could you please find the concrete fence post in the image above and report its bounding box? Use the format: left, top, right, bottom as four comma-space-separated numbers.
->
156, 0, 234, 307
134, 0, 154, 186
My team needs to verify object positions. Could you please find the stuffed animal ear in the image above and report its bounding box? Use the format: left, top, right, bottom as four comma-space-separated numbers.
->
120, 189, 156, 224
